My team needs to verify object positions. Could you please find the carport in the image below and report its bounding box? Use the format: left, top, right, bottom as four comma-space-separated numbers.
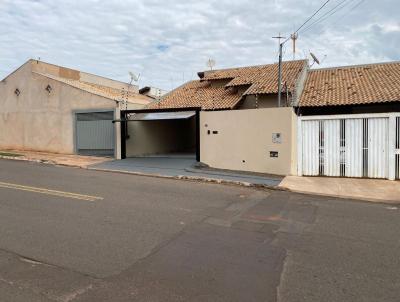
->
116, 107, 201, 161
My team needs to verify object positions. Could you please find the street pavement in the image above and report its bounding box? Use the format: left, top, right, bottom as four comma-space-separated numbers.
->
0, 159, 399, 301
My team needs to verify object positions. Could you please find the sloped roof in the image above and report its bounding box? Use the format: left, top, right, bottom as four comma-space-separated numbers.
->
203, 60, 307, 95
147, 80, 242, 110
148, 60, 307, 110
299, 61, 400, 107
35, 72, 151, 105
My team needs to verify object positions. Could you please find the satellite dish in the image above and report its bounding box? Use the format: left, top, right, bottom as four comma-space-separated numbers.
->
310, 52, 320, 65
129, 71, 140, 84
206, 58, 216, 70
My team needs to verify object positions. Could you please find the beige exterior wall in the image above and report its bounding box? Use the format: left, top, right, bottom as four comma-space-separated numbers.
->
0, 61, 118, 154
126, 118, 196, 157
31, 60, 139, 92
200, 107, 297, 175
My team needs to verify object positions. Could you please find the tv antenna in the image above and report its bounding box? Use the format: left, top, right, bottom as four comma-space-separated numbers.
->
128, 71, 140, 85
272, 33, 286, 46
206, 58, 216, 70
309, 52, 327, 67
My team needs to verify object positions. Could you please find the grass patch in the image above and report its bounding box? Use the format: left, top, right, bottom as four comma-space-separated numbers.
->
0, 152, 23, 157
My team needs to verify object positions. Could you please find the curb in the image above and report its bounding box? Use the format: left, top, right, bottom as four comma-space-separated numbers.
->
184, 167, 282, 182
0, 155, 282, 190
88, 167, 283, 190
279, 186, 400, 205
2, 155, 396, 203
0, 155, 99, 170
0, 155, 56, 165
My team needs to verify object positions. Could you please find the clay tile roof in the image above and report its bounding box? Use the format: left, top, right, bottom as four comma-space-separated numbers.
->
148, 60, 307, 110
147, 80, 242, 110
211, 60, 307, 95
299, 61, 400, 107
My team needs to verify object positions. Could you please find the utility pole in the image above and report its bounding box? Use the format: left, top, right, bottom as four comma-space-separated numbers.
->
272, 34, 286, 107
271, 0, 332, 107
277, 43, 283, 107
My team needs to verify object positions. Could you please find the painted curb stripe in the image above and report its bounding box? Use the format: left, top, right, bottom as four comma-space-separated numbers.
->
0, 181, 103, 201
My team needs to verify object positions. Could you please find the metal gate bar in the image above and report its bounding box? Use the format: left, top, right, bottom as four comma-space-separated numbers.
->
396, 117, 400, 180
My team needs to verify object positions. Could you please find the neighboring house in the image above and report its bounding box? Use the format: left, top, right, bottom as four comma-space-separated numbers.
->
0, 60, 152, 156
296, 61, 400, 115
296, 61, 400, 180
118, 60, 307, 176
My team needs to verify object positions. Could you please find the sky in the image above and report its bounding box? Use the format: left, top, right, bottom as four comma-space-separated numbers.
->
0, 0, 399, 90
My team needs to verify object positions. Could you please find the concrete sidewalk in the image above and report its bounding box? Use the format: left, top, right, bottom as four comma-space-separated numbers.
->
4, 150, 398, 204
280, 176, 400, 204
0, 150, 112, 168
89, 157, 283, 187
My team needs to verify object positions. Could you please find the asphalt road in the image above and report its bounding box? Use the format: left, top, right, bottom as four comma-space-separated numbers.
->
0, 159, 399, 302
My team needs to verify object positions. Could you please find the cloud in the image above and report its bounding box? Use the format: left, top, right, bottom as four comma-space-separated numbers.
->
0, 0, 398, 90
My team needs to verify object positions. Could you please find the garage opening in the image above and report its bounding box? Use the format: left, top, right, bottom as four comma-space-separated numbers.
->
75, 111, 115, 156
119, 109, 200, 161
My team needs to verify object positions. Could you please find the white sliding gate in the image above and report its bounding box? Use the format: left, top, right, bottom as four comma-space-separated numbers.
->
298, 113, 400, 180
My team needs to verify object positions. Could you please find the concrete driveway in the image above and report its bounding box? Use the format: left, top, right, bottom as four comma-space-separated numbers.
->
90, 156, 282, 186
91, 155, 197, 176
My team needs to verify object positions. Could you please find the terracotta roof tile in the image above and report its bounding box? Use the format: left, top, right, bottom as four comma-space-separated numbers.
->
148, 60, 307, 110
202, 60, 307, 95
299, 62, 400, 107
147, 80, 242, 110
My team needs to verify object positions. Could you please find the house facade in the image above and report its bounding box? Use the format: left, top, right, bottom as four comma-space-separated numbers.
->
118, 59, 400, 180
4, 58, 397, 180
118, 60, 307, 175
0, 60, 153, 156
296, 61, 400, 180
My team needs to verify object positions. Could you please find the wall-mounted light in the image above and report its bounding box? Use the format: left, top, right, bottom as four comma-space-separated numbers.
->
45, 84, 52, 93
14, 88, 20, 96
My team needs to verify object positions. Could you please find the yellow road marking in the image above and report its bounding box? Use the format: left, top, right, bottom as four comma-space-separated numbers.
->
0, 181, 103, 201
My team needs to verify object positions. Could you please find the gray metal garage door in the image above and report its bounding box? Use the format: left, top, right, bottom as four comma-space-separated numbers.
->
76, 111, 114, 156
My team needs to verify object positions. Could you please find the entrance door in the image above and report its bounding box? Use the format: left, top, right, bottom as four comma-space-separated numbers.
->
75, 111, 115, 156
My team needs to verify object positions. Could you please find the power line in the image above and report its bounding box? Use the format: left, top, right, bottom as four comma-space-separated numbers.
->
329, 0, 366, 27
301, 0, 366, 35
300, 0, 354, 34
283, 0, 332, 43
277, 0, 332, 106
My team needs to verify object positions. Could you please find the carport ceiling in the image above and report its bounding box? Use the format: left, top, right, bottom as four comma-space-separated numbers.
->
128, 111, 196, 121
